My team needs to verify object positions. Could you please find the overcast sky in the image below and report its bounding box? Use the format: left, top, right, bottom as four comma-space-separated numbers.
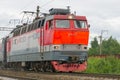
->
0, 0, 120, 44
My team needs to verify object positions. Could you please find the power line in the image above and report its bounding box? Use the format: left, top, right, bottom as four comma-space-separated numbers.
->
39, 0, 55, 12
41, 0, 55, 7
0, 27, 14, 31
9, 19, 21, 27
3, 0, 55, 28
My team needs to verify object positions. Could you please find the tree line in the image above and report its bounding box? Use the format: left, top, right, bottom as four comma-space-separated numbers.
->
88, 36, 120, 55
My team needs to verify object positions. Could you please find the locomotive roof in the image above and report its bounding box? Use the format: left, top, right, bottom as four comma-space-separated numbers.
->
10, 8, 87, 33
11, 14, 87, 34
10, 17, 45, 33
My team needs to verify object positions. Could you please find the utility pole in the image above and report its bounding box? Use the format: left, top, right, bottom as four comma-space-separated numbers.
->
99, 35, 102, 55
99, 30, 108, 55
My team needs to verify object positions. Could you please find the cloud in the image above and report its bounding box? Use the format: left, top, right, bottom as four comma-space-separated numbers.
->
0, 0, 120, 42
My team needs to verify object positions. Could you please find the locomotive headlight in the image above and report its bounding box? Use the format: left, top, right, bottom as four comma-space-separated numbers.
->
54, 46, 59, 49
52, 45, 61, 50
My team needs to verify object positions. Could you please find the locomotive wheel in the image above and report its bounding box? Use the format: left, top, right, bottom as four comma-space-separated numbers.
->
46, 64, 53, 72
41, 61, 55, 72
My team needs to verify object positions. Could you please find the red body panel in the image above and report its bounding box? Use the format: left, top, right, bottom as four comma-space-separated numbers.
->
54, 15, 87, 21
6, 39, 11, 54
53, 29, 89, 45
44, 29, 54, 45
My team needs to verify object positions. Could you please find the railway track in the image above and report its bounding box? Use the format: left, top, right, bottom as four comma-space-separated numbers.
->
73, 73, 120, 80
0, 75, 36, 80
0, 69, 119, 80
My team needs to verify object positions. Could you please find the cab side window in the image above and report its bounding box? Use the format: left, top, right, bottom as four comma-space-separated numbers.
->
74, 20, 87, 28
49, 20, 53, 29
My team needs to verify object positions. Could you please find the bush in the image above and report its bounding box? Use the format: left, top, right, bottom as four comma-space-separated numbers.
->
85, 56, 120, 74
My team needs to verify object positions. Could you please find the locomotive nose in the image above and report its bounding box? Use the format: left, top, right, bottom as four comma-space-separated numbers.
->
79, 52, 88, 63
67, 52, 88, 64
53, 30, 89, 45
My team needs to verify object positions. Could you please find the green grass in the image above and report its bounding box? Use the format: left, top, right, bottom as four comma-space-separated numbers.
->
85, 56, 120, 74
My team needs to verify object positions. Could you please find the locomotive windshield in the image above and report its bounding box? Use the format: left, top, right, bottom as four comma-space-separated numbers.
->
56, 20, 70, 28
55, 20, 87, 29
74, 20, 87, 28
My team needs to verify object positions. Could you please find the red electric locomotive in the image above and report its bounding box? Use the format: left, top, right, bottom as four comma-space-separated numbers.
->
0, 7, 89, 72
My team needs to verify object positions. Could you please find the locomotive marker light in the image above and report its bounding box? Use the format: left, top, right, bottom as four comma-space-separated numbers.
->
68, 15, 74, 19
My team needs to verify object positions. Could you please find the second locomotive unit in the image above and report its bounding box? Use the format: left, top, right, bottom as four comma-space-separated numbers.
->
0, 6, 90, 72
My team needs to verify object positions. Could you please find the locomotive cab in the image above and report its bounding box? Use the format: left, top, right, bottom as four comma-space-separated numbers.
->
52, 15, 89, 61
43, 8, 89, 72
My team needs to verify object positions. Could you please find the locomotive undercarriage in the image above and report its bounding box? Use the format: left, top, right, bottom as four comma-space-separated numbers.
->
5, 50, 88, 72
7, 61, 55, 72
6, 59, 87, 72
5, 55, 86, 72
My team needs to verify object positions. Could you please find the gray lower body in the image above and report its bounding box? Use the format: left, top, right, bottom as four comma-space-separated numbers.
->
7, 51, 88, 63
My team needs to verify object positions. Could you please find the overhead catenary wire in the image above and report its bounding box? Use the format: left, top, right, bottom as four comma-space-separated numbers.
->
38, 0, 56, 12
0, 27, 14, 31
5, 0, 60, 27
40, 0, 55, 8
20, 0, 56, 24
0, 0, 70, 33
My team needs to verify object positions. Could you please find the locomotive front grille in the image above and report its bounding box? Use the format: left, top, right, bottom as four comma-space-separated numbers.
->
63, 44, 88, 52
63, 44, 81, 51
51, 44, 87, 51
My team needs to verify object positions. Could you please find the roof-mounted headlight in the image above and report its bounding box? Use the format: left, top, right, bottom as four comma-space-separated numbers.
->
68, 15, 74, 19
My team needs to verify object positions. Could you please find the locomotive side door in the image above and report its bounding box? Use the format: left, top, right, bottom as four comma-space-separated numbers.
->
40, 19, 45, 59
40, 19, 53, 60
44, 20, 54, 53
